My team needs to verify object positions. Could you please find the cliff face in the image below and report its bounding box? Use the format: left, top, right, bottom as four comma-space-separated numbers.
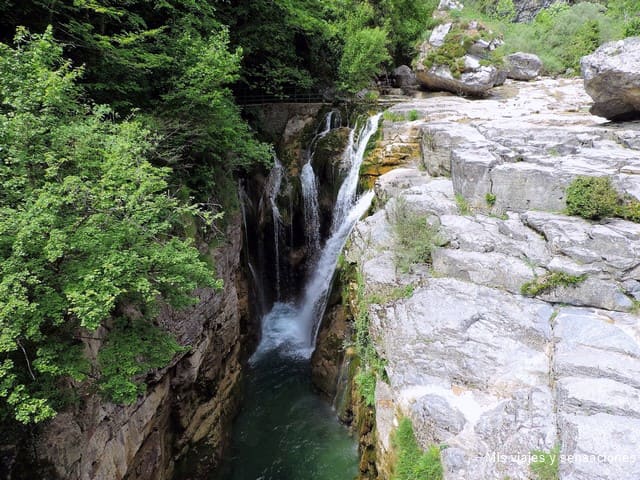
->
345, 78, 640, 479
34, 217, 249, 480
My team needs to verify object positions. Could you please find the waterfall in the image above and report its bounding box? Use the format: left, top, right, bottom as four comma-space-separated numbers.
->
265, 157, 284, 300
252, 114, 380, 362
238, 182, 250, 253
301, 162, 322, 254
301, 111, 338, 256
331, 114, 381, 232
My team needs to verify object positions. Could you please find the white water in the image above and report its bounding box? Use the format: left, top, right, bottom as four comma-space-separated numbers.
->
252, 114, 380, 362
302, 190, 375, 345
266, 157, 284, 300
331, 114, 382, 232
301, 111, 338, 256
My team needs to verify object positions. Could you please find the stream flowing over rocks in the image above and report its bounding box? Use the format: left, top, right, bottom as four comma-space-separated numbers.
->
345, 78, 640, 480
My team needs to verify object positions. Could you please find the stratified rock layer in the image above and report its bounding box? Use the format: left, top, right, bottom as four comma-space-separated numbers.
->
346, 78, 640, 480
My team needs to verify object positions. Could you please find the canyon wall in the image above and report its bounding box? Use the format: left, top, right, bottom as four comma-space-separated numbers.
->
29, 217, 249, 480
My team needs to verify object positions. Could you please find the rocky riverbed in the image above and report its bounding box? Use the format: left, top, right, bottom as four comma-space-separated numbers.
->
346, 78, 640, 480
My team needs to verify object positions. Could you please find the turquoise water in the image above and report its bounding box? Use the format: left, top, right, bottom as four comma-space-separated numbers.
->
218, 306, 358, 480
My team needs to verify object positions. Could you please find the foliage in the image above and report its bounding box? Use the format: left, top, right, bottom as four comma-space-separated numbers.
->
392, 418, 444, 480
566, 176, 619, 220
530, 445, 560, 480
389, 197, 444, 272
407, 110, 420, 121
383, 110, 407, 122
455, 193, 472, 215
618, 198, 640, 223
372, 0, 440, 63
98, 319, 186, 403
521, 272, 587, 297
0, 30, 217, 423
485, 193, 497, 206
461, 1, 630, 75
338, 3, 391, 93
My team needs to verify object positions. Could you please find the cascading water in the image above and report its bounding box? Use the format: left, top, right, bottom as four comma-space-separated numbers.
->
265, 157, 284, 300
214, 114, 380, 480
331, 114, 381, 233
301, 111, 339, 256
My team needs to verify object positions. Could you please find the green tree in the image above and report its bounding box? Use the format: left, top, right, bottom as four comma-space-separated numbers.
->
0, 28, 217, 424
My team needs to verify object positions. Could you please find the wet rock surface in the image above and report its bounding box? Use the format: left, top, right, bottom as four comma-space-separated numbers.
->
347, 78, 640, 479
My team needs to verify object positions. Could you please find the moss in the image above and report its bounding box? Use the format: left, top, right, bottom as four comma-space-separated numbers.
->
521, 272, 587, 297
423, 22, 500, 77
392, 418, 444, 480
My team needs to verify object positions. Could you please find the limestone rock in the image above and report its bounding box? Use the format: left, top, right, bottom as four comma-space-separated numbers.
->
512, 0, 555, 22
505, 52, 542, 81
581, 37, 640, 120
392, 65, 417, 88
414, 21, 502, 96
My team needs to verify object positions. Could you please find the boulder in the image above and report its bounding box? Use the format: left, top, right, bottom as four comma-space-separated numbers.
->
392, 65, 417, 88
414, 21, 503, 96
512, 0, 555, 22
581, 37, 640, 120
505, 52, 542, 81
438, 0, 463, 10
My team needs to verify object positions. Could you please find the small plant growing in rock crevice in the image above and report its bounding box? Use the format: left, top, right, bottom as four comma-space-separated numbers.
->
455, 193, 471, 215
485, 192, 497, 206
530, 444, 560, 480
392, 418, 444, 480
383, 110, 407, 122
408, 109, 420, 121
521, 271, 586, 297
389, 197, 445, 272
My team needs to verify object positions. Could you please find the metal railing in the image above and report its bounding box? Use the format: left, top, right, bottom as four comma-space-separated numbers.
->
235, 89, 328, 105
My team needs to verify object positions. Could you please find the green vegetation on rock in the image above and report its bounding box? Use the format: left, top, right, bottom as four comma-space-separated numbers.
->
392, 418, 444, 480
521, 272, 587, 297
566, 176, 640, 223
461, 1, 639, 75
530, 445, 560, 480
390, 197, 445, 272
566, 176, 619, 219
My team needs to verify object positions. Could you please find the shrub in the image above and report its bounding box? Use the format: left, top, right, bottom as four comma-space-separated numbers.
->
565, 176, 619, 220
485, 192, 497, 206
624, 17, 640, 37
390, 197, 444, 272
392, 418, 444, 480
408, 109, 420, 121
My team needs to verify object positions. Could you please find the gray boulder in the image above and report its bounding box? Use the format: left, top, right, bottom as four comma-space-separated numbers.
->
392, 65, 417, 88
581, 37, 640, 120
513, 0, 556, 22
505, 52, 542, 81
414, 21, 502, 96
